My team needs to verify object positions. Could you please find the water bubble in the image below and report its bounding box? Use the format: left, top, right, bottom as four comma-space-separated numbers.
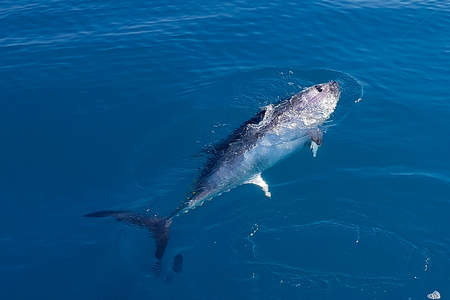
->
427, 290, 441, 300
248, 224, 259, 237
424, 257, 430, 272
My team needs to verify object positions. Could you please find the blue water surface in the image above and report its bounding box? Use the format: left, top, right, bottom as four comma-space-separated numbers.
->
1, 0, 449, 299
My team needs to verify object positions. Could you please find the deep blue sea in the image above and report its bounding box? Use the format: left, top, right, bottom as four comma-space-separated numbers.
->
1, 0, 449, 299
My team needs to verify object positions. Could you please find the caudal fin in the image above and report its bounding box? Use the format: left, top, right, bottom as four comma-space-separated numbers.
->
147, 217, 172, 261
84, 210, 129, 218
84, 210, 173, 275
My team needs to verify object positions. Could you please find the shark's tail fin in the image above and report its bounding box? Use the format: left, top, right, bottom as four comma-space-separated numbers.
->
84, 210, 172, 276
84, 210, 129, 218
147, 216, 172, 276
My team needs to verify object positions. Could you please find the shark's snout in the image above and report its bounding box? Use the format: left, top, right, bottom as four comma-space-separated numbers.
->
330, 80, 338, 88
328, 80, 340, 97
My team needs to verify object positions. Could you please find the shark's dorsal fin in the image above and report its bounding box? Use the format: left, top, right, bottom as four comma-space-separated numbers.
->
245, 173, 271, 198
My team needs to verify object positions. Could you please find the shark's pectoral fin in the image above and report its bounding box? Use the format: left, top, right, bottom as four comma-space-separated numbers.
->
245, 173, 271, 198
308, 128, 323, 158
310, 141, 319, 158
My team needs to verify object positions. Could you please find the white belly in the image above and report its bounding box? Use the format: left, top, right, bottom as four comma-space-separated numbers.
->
189, 129, 309, 209
244, 131, 309, 174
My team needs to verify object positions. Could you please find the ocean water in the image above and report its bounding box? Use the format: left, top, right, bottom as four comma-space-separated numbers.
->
1, 0, 449, 299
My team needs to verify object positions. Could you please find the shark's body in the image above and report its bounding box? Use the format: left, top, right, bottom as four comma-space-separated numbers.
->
86, 81, 340, 273
170, 80, 340, 216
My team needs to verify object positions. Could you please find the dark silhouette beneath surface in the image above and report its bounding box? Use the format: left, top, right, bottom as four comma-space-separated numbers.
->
84, 210, 171, 276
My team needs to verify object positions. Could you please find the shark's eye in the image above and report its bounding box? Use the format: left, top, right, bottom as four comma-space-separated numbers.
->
315, 86, 323, 92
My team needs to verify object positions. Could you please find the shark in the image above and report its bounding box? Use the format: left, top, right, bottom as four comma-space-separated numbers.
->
85, 81, 341, 274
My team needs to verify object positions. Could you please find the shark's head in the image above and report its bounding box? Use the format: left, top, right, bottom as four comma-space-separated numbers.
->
293, 81, 341, 127
313, 81, 340, 99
